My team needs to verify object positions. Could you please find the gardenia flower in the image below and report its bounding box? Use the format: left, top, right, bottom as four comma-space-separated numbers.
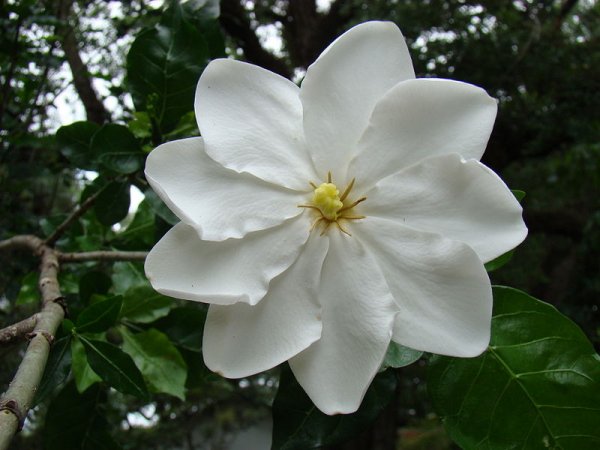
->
144, 21, 527, 415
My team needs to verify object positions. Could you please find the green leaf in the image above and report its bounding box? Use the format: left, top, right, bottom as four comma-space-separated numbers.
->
94, 180, 130, 226
111, 261, 148, 293
56, 121, 101, 170
121, 328, 187, 400
71, 338, 101, 393
78, 270, 112, 304
16, 271, 39, 305
428, 286, 600, 450
120, 285, 172, 324
126, 14, 209, 133
92, 123, 144, 174
128, 111, 153, 139
512, 189, 526, 202
110, 200, 156, 250
43, 382, 120, 450
144, 188, 178, 225
382, 342, 423, 369
34, 335, 71, 405
272, 365, 397, 450
154, 306, 207, 352
76, 296, 123, 333
484, 249, 515, 272
79, 336, 148, 400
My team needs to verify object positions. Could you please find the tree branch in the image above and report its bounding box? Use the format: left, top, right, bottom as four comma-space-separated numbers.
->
0, 237, 65, 450
0, 315, 38, 348
55, 0, 109, 124
58, 250, 148, 263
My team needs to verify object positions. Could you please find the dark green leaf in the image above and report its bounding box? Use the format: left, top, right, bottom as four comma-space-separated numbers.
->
144, 188, 178, 225
71, 338, 101, 393
154, 306, 207, 352
126, 19, 209, 132
79, 336, 148, 399
111, 261, 148, 293
94, 180, 130, 226
484, 249, 515, 272
34, 335, 71, 405
120, 285, 172, 324
272, 365, 397, 450
43, 381, 120, 450
110, 200, 156, 250
56, 121, 101, 170
92, 124, 143, 174
121, 328, 187, 400
76, 296, 123, 333
512, 189, 526, 202
78, 270, 112, 304
382, 342, 423, 369
428, 286, 600, 450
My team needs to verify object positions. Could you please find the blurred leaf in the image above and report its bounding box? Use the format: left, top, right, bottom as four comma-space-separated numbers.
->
144, 188, 178, 225
120, 285, 172, 324
56, 121, 101, 170
272, 365, 397, 450
79, 336, 148, 400
43, 382, 120, 450
428, 286, 600, 450
71, 338, 101, 393
154, 306, 207, 352
34, 335, 71, 405
112, 261, 148, 293
94, 180, 130, 226
76, 296, 122, 333
92, 124, 144, 175
382, 342, 423, 369
121, 328, 187, 400
512, 189, 526, 202
78, 271, 112, 304
484, 249, 515, 272
16, 271, 39, 305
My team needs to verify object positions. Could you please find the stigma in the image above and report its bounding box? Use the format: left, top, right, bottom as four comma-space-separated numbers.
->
299, 172, 366, 236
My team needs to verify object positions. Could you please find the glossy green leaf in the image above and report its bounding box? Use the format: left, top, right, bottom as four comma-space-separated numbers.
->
154, 306, 207, 352
43, 381, 120, 450
111, 261, 148, 293
121, 328, 187, 400
56, 121, 101, 170
144, 188, 179, 225
126, 13, 209, 132
484, 249, 515, 272
79, 336, 148, 399
76, 296, 122, 333
428, 286, 600, 450
78, 270, 112, 304
120, 285, 172, 324
34, 335, 71, 405
92, 123, 143, 174
272, 365, 397, 450
110, 200, 156, 250
71, 338, 101, 393
94, 180, 130, 226
512, 189, 526, 202
382, 342, 423, 369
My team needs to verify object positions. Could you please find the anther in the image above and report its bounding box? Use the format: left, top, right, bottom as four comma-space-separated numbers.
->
339, 178, 355, 202
339, 196, 367, 212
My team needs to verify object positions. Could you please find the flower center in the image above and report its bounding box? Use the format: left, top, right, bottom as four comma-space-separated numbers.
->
299, 172, 366, 235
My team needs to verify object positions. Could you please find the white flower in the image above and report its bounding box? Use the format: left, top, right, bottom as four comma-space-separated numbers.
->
144, 21, 527, 415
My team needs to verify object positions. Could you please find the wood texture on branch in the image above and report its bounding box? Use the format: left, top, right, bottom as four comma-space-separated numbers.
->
58, 250, 148, 263
0, 236, 65, 450
0, 315, 38, 347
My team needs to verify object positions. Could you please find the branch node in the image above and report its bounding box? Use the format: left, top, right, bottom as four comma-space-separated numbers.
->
0, 400, 25, 431
26, 331, 54, 345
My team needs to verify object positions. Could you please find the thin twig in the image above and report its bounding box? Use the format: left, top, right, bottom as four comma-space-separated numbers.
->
0, 236, 65, 450
58, 250, 148, 263
44, 187, 104, 246
0, 315, 38, 347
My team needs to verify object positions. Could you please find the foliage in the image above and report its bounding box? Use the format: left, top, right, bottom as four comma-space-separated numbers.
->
1, 1, 598, 449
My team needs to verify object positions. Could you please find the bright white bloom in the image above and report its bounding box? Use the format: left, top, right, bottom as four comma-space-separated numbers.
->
144, 21, 527, 415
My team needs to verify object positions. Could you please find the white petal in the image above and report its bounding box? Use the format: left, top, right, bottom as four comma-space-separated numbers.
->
144, 215, 310, 306
363, 154, 527, 263
349, 78, 497, 190
203, 234, 329, 378
289, 232, 396, 415
301, 21, 414, 179
145, 137, 305, 241
355, 217, 492, 357
195, 59, 316, 190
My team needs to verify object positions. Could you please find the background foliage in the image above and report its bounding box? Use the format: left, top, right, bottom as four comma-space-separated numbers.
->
1, 0, 598, 449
